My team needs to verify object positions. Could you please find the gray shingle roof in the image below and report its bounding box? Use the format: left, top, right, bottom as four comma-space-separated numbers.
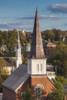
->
2, 64, 29, 92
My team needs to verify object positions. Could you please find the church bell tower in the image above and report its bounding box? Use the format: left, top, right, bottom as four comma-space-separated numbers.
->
27, 8, 47, 75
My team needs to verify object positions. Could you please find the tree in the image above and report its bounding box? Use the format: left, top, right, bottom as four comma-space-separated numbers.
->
42, 30, 55, 40
0, 75, 3, 92
48, 46, 67, 77
0, 58, 9, 76
64, 36, 67, 45
0, 58, 9, 92
22, 53, 27, 64
50, 76, 67, 100
62, 60, 67, 77
53, 29, 61, 41
22, 86, 35, 100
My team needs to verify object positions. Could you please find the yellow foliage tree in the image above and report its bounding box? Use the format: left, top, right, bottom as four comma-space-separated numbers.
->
0, 58, 9, 76
0, 58, 9, 92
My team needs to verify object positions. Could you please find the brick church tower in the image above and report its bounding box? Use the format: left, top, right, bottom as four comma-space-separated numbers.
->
28, 8, 46, 75
28, 8, 54, 100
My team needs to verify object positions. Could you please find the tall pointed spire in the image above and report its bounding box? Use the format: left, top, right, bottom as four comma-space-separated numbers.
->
16, 31, 22, 68
30, 8, 45, 59
28, 9, 46, 75
17, 31, 21, 49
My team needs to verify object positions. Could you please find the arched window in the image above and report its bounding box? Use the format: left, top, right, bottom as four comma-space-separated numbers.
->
34, 84, 44, 100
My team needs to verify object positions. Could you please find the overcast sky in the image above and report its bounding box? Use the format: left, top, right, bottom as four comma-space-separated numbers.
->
0, 0, 67, 31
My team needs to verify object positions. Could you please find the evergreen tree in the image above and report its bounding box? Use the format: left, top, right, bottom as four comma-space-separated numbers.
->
22, 86, 35, 100
50, 76, 67, 100
0, 58, 9, 92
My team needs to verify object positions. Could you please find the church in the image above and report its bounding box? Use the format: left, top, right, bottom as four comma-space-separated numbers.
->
2, 9, 55, 100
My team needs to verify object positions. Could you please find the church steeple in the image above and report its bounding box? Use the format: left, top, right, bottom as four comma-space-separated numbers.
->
28, 9, 46, 75
17, 32, 21, 49
30, 8, 45, 59
17, 31, 21, 49
16, 31, 22, 68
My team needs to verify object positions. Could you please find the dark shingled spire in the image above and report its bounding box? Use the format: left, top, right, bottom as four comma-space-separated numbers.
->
30, 8, 45, 59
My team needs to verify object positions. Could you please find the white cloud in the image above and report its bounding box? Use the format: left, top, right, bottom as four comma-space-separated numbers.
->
48, 4, 67, 14
39, 15, 60, 19
0, 22, 33, 31
17, 15, 60, 20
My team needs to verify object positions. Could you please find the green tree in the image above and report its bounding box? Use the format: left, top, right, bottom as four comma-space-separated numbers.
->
0, 58, 9, 92
53, 29, 61, 41
48, 46, 67, 77
62, 60, 67, 77
42, 30, 55, 40
22, 86, 35, 100
0, 58, 9, 75
50, 76, 67, 100
22, 53, 27, 64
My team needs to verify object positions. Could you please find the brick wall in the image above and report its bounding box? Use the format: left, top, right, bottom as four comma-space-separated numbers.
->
31, 76, 54, 100
2, 76, 54, 100
2, 87, 16, 100
15, 77, 31, 100
2, 77, 30, 100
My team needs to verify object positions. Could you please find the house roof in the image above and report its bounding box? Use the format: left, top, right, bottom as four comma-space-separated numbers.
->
44, 40, 56, 47
2, 64, 29, 92
4, 58, 15, 66
47, 42, 56, 47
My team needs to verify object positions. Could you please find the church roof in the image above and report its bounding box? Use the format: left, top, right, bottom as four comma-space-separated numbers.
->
30, 8, 46, 59
2, 64, 29, 92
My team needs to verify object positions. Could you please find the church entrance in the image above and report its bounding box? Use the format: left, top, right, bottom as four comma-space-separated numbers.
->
35, 84, 44, 100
